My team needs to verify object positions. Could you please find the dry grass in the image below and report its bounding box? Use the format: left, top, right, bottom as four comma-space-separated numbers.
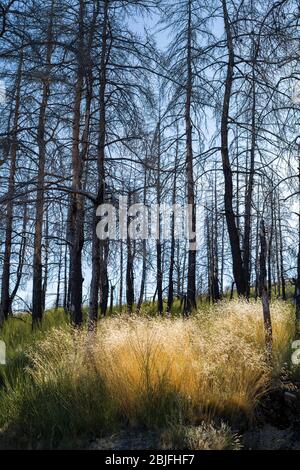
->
0, 300, 295, 446
160, 422, 242, 450
91, 300, 294, 423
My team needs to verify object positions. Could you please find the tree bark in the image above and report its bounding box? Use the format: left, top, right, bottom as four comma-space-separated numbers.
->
9, 201, 28, 311
69, 0, 86, 326
185, 0, 196, 314
0, 50, 23, 324
156, 117, 163, 315
296, 154, 300, 333
32, 1, 54, 328
119, 241, 123, 308
137, 171, 147, 313
88, 0, 109, 330
259, 219, 273, 362
99, 241, 109, 316
243, 39, 257, 298
42, 210, 49, 312
221, 0, 247, 297
167, 135, 178, 313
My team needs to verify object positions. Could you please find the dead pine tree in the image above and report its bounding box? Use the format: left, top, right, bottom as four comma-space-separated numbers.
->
296, 217, 300, 335
126, 194, 135, 314
220, 0, 247, 297
137, 168, 148, 314
32, 0, 55, 329
0, 48, 23, 324
184, 0, 197, 314
166, 130, 179, 314
88, 0, 109, 331
259, 218, 273, 363
295, 151, 300, 335
155, 115, 163, 316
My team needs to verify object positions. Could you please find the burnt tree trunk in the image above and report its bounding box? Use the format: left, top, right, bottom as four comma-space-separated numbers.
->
268, 192, 274, 298
243, 36, 257, 298
9, 201, 28, 311
212, 165, 221, 301
69, 0, 86, 326
110, 283, 115, 315
185, 0, 196, 314
167, 135, 178, 313
55, 244, 62, 310
119, 241, 123, 308
89, 0, 109, 330
296, 219, 300, 334
126, 219, 135, 313
137, 171, 147, 313
0, 51, 23, 324
296, 154, 300, 333
221, 0, 247, 297
32, 2, 54, 328
42, 210, 49, 312
156, 117, 163, 315
259, 219, 273, 362
100, 241, 109, 316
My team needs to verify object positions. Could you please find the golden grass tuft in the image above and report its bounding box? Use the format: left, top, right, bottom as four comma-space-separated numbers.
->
91, 300, 294, 423
0, 300, 295, 445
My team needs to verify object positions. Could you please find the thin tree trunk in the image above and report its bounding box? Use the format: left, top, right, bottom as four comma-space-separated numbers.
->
176, 239, 181, 296
278, 202, 286, 300
167, 136, 178, 313
63, 243, 68, 312
254, 206, 260, 300
220, 215, 225, 297
42, 210, 49, 312
221, 0, 247, 296
259, 219, 273, 362
137, 172, 147, 313
100, 241, 109, 316
32, 1, 55, 328
296, 216, 300, 333
69, 0, 86, 326
89, 0, 109, 330
55, 244, 62, 310
185, 0, 196, 314
274, 196, 281, 298
9, 201, 28, 310
119, 241, 123, 308
268, 192, 274, 298
295, 154, 300, 333
0, 51, 23, 324
156, 116, 163, 315
212, 165, 221, 301
126, 239, 135, 313
126, 193, 135, 313
243, 39, 257, 298
206, 208, 212, 302
110, 283, 115, 315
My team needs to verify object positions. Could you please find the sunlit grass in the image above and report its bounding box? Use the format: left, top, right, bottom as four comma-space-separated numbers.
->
0, 300, 296, 448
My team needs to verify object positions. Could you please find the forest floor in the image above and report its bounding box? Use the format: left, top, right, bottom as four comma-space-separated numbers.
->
86, 381, 300, 450
0, 299, 300, 450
